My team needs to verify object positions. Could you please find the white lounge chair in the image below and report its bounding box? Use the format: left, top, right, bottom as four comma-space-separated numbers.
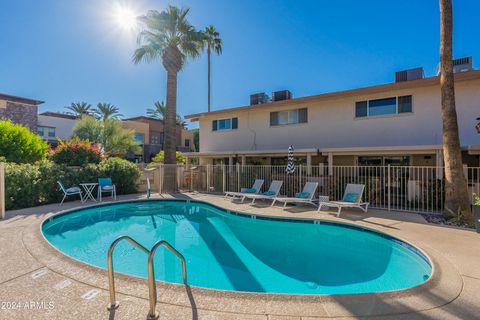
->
243, 180, 283, 204
224, 179, 264, 202
318, 183, 369, 216
57, 181, 83, 205
98, 178, 116, 201
271, 182, 318, 209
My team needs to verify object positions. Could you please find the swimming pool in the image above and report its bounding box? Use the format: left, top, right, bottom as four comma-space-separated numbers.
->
42, 200, 432, 295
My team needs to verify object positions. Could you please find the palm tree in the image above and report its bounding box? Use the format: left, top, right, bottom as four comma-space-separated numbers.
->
439, 0, 472, 224
133, 7, 203, 170
94, 103, 123, 121
65, 102, 92, 116
147, 101, 187, 127
203, 25, 222, 112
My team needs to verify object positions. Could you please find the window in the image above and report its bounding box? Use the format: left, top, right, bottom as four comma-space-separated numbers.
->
270, 108, 308, 126
185, 139, 190, 147
357, 156, 410, 166
134, 133, 144, 145
48, 127, 55, 137
37, 126, 45, 136
150, 135, 158, 144
355, 95, 412, 118
212, 117, 238, 131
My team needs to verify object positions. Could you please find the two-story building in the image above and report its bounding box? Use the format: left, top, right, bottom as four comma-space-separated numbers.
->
184, 66, 480, 169
37, 112, 78, 145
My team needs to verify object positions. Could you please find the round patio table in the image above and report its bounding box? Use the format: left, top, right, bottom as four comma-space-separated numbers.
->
80, 183, 98, 203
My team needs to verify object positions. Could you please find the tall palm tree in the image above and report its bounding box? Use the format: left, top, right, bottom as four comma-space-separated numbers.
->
203, 25, 222, 112
439, 0, 472, 224
94, 103, 123, 121
133, 6, 203, 169
147, 100, 187, 126
65, 102, 92, 117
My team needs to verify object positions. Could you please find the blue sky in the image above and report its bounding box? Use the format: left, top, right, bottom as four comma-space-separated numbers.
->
1, 0, 479, 128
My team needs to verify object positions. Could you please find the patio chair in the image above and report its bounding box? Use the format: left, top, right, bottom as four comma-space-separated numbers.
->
318, 183, 369, 216
224, 179, 264, 202
271, 182, 318, 209
57, 181, 83, 205
97, 178, 116, 201
243, 180, 283, 204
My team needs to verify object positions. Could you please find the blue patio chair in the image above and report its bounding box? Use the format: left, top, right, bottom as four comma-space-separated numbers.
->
57, 181, 83, 205
97, 178, 116, 201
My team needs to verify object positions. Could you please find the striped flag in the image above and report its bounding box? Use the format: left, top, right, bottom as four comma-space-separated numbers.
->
286, 145, 295, 174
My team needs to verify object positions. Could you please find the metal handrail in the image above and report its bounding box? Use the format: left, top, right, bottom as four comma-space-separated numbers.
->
107, 236, 150, 311
147, 240, 188, 320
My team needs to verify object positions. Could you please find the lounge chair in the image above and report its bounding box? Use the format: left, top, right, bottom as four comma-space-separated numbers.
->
243, 180, 283, 204
318, 183, 369, 216
271, 182, 318, 209
57, 181, 83, 205
97, 178, 116, 201
224, 179, 264, 202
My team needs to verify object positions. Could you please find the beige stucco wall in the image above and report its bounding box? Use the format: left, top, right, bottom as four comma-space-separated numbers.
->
197, 79, 480, 154
122, 120, 150, 144
37, 115, 76, 141
181, 129, 196, 151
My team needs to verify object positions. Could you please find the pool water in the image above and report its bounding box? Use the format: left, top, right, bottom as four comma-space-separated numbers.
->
42, 200, 432, 295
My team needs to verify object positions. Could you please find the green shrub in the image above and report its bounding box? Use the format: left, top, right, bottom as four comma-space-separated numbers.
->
50, 138, 102, 166
474, 193, 480, 206
99, 157, 141, 194
150, 151, 185, 165
0, 120, 48, 163
4, 158, 141, 210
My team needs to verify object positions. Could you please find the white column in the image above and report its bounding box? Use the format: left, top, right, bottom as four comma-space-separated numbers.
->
328, 153, 333, 176
228, 156, 233, 166
436, 149, 444, 179
306, 154, 312, 175
0, 162, 4, 219
241, 155, 246, 166
185, 157, 190, 170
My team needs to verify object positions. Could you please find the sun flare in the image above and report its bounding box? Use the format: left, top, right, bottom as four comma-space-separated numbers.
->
112, 3, 138, 30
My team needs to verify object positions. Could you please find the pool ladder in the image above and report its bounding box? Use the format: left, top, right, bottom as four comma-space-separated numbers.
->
106, 236, 187, 320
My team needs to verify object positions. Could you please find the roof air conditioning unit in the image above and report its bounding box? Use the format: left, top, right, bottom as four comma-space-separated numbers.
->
250, 92, 270, 105
272, 90, 292, 102
395, 67, 424, 82
436, 56, 473, 75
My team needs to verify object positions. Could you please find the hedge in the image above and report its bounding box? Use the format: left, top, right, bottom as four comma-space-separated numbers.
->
4, 158, 141, 210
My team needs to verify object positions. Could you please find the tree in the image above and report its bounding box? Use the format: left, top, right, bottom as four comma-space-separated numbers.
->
147, 100, 187, 127
203, 25, 222, 112
93, 103, 123, 121
439, 0, 472, 224
0, 120, 48, 163
65, 102, 92, 116
133, 6, 204, 191
192, 128, 199, 151
73, 116, 139, 156
150, 151, 185, 164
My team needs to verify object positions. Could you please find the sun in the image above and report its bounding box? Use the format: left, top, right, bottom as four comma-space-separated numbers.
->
113, 3, 138, 30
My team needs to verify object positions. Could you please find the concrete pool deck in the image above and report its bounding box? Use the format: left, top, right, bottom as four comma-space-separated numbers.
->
0, 193, 479, 319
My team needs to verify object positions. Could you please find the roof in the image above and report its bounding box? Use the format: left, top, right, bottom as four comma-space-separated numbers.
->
124, 116, 164, 123
39, 111, 78, 120
0, 93, 44, 105
185, 70, 480, 121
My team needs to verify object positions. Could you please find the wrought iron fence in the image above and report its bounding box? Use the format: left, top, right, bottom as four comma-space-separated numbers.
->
150, 164, 480, 215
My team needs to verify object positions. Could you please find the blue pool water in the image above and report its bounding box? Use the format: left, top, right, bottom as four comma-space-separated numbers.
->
42, 200, 432, 294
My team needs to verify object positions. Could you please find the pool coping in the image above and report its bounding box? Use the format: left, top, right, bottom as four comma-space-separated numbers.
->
24, 198, 463, 317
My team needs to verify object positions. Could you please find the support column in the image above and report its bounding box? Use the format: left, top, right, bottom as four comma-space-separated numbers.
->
0, 162, 4, 219
436, 149, 444, 179
306, 154, 312, 175
241, 155, 246, 166
228, 156, 233, 166
185, 157, 190, 170
328, 153, 333, 176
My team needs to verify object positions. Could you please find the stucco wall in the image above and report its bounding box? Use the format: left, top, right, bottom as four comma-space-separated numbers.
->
0, 100, 37, 131
122, 120, 150, 144
198, 79, 480, 153
37, 115, 76, 141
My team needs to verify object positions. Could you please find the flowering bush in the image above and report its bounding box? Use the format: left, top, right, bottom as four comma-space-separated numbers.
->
50, 138, 102, 166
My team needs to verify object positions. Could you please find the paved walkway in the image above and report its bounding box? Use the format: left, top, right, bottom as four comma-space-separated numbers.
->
0, 193, 479, 319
